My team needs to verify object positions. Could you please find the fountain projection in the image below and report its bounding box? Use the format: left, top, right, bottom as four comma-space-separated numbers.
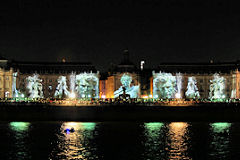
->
114, 73, 139, 98
185, 77, 200, 99
175, 73, 182, 98
209, 73, 226, 100
54, 76, 70, 98
75, 72, 99, 98
69, 72, 76, 93
26, 74, 44, 98
12, 72, 19, 98
152, 71, 176, 99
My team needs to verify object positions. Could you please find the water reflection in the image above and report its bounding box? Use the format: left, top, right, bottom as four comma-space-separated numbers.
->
167, 122, 190, 160
209, 122, 231, 159
9, 122, 31, 160
143, 122, 165, 159
50, 122, 98, 160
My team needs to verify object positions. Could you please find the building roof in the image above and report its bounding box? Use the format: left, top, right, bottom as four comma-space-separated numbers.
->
10, 61, 97, 74
154, 62, 238, 74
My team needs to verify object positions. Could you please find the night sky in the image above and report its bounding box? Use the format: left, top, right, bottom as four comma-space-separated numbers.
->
1, 0, 240, 71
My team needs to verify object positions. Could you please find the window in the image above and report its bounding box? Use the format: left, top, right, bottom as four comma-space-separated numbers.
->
6, 77, 9, 80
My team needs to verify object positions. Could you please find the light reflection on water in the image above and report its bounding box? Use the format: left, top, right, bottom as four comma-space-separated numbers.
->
50, 122, 99, 160
0, 121, 238, 160
209, 122, 231, 159
9, 122, 31, 160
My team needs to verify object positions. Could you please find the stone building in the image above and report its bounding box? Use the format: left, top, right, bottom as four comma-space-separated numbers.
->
0, 56, 13, 98
151, 62, 239, 99
9, 61, 99, 99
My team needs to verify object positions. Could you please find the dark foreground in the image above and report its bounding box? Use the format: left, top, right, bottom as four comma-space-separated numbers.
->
0, 103, 240, 121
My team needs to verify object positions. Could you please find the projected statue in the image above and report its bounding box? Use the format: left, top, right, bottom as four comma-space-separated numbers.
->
12, 72, 19, 98
185, 77, 200, 99
209, 73, 226, 99
54, 76, 70, 98
175, 73, 182, 98
75, 72, 99, 98
114, 73, 139, 98
26, 74, 44, 98
69, 72, 76, 93
153, 71, 176, 99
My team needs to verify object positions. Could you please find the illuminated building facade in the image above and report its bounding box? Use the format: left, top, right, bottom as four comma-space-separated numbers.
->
152, 62, 239, 99
7, 61, 99, 99
2, 54, 240, 100
0, 57, 14, 98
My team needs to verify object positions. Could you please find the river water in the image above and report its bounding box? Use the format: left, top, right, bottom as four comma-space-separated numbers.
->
0, 121, 239, 160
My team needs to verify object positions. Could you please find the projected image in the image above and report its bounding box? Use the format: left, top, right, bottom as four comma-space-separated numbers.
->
12, 72, 19, 98
114, 73, 139, 98
26, 74, 44, 98
75, 72, 99, 98
185, 77, 200, 99
153, 72, 176, 99
54, 76, 70, 98
209, 73, 226, 99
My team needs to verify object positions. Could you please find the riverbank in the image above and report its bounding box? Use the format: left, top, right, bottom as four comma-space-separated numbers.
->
0, 103, 240, 122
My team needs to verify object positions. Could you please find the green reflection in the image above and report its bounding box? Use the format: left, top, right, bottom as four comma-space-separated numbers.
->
211, 122, 231, 133
81, 122, 96, 131
9, 122, 30, 132
144, 122, 164, 137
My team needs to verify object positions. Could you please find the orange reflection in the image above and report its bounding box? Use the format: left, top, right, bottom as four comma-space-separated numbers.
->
167, 122, 190, 160
50, 122, 97, 160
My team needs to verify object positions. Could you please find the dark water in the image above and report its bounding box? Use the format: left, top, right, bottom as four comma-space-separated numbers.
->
0, 121, 240, 160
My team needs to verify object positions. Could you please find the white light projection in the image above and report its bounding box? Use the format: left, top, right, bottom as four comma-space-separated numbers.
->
12, 72, 19, 98
175, 73, 182, 98
26, 74, 44, 98
54, 76, 70, 98
69, 72, 76, 93
153, 71, 176, 99
209, 73, 226, 99
75, 72, 99, 98
185, 77, 200, 99
114, 73, 139, 98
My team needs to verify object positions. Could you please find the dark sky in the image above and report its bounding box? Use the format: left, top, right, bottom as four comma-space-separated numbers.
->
1, 0, 240, 71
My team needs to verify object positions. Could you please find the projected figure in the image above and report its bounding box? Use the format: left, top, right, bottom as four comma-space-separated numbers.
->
75, 72, 99, 98
209, 73, 226, 99
153, 71, 176, 99
26, 74, 44, 98
185, 77, 200, 99
114, 73, 139, 98
69, 72, 76, 93
12, 72, 19, 98
54, 76, 70, 98
175, 73, 182, 98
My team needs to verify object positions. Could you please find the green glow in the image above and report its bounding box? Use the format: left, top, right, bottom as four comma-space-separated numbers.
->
145, 122, 164, 132
9, 122, 30, 132
211, 122, 231, 133
81, 122, 96, 131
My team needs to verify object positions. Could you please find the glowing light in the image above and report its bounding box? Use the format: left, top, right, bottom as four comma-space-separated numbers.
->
211, 122, 231, 133
175, 93, 181, 99
114, 73, 139, 98
69, 92, 76, 99
185, 77, 200, 99
209, 73, 226, 100
21, 94, 24, 98
54, 76, 70, 98
88, 95, 91, 98
152, 71, 176, 99
102, 95, 106, 99
148, 95, 153, 98
26, 74, 44, 98
145, 122, 163, 132
81, 94, 85, 98
9, 122, 30, 132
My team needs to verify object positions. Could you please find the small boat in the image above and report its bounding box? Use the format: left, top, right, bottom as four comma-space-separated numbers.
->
64, 127, 75, 133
